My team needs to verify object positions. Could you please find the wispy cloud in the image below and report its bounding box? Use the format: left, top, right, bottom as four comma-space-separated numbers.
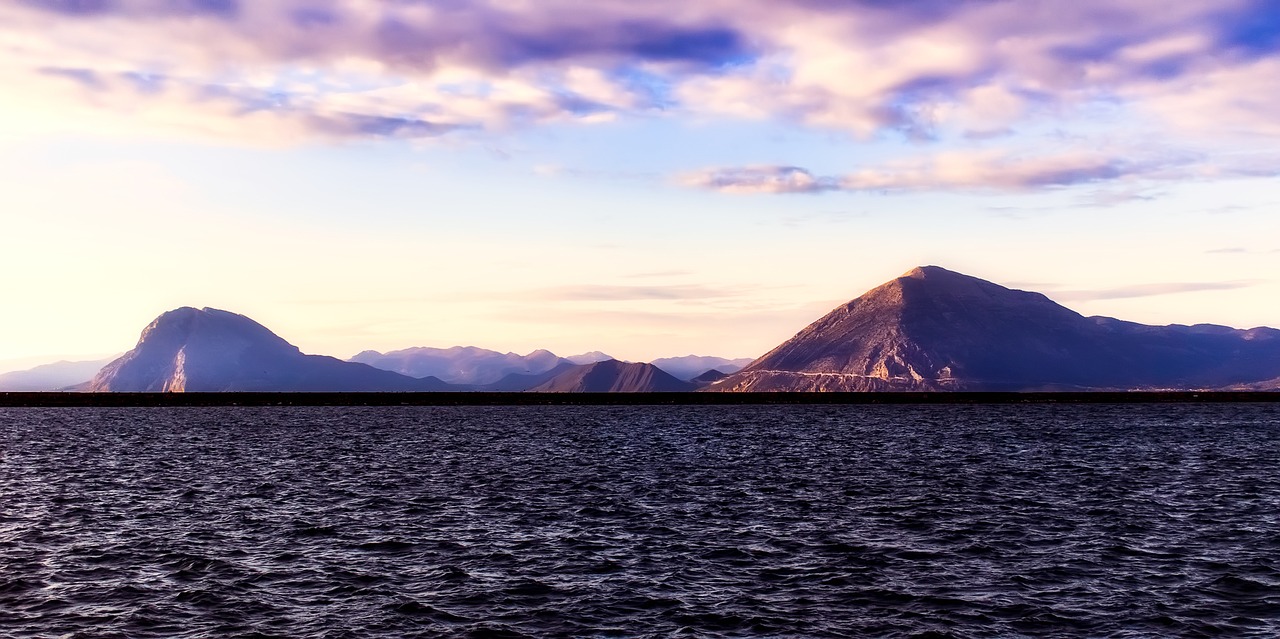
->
1205, 247, 1280, 255
529, 284, 744, 302
678, 166, 841, 194
487, 298, 841, 331
621, 270, 697, 279
1050, 280, 1262, 302
679, 145, 1280, 194
681, 150, 1177, 194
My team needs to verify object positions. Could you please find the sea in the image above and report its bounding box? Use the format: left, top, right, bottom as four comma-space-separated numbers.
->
2, 403, 1279, 638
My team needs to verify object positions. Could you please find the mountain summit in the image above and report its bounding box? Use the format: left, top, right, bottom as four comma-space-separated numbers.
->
89, 307, 447, 392
713, 266, 1280, 391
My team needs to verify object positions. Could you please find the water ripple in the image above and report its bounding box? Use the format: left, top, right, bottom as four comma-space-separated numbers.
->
2, 403, 1279, 637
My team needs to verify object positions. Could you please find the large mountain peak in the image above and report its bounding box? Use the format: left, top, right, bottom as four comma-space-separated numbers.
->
901, 264, 950, 280
713, 266, 1280, 392
135, 307, 299, 357
90, 307, 444, 392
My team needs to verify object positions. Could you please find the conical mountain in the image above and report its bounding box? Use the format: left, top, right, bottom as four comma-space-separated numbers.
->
89, 307, 450, 392
713, 266, 1280, 391
689, 368, 730, 386
529, 359, 696, 392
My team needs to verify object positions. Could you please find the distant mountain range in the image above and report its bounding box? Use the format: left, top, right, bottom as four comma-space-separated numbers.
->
0, 357, 116, 391
72, 307, 739, 392
348, 346, 581, 385
17, 266, 1280, 393
347, 348, 746, 383
708, 266, 1280, 392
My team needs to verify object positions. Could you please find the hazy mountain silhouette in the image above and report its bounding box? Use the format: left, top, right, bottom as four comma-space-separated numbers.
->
711, 266, 1280, 392
650, 355, 753, 380
564, 351, 615, 365
350, 346, 567, 385
0, 357, 116, 391
529, 359, 696, 392
477, 361, 582, 391
89, 307, 451, 392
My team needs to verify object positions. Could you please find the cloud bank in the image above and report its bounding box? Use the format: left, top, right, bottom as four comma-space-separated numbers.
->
681, 152, 1148, 194
681, 147, 1280, 194
5, 0, 1280, 188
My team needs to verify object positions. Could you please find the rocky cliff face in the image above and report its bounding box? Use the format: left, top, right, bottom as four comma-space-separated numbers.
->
712, 266, 1280, 392
89, 307, 449, 392
530, 359, 696, 392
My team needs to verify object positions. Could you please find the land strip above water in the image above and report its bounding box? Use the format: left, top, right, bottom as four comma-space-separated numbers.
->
2, 392, 1278, 407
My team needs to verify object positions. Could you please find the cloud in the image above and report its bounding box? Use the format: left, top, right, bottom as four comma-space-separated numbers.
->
1074, 187, 1164, 208
3, 2, 731, 143
1205, 247, 1280, 255
530, 284, 744, 302
4, 0, 1280, 153
839, 151, 1139, 191
680, 143, 1280, 194
672, 1, 1280, 138
679, 165, 841, 194
24, 0, 239, 19
1050, 280, 1261, 302
682, 149, 1179, 194
621, 270, 697, 279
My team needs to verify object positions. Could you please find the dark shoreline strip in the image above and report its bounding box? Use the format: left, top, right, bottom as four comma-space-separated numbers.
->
1, 392, 1277, 407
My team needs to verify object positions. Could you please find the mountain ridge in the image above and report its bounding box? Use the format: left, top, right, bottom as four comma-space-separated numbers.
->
529, 359, 697, 392
711, 266, 1280, 392
56, 267, 1280, 393
349, 346, 570, 385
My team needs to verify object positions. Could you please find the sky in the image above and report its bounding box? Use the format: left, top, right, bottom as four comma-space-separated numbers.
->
2, 0, 1279, 370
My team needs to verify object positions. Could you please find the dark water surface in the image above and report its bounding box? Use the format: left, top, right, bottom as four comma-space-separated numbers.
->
2, 404, 1279, 638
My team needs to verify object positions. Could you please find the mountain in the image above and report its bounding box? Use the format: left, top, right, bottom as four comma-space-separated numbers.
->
350, 346, 567, 385
89, 307, 451, 392
0, 357, 116, 391
711, 266, 1280, 392
565, 351, 615, 365
650, 355, 753, 380
689, 368, 730, 387
350, 350, 747, 384
1222, 377, 1280, 391
529, 359, 697, 392
478, 361, 581, 391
